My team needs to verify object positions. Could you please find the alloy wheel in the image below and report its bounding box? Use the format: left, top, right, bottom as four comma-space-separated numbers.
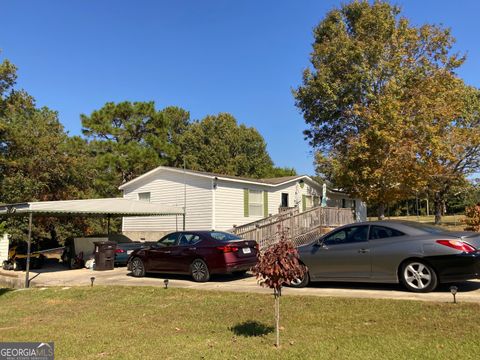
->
131, 258, 145, 277
191, 259, 209, 282
403, 262, 432, 290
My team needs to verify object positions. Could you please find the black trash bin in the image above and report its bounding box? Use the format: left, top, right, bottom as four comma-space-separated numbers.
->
94, 241, 116, 271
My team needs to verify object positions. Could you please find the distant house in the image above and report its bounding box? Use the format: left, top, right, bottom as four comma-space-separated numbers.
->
120, 166, 366, 241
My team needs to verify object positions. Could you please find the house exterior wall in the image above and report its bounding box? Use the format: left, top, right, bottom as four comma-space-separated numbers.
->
214, 180, 319, 230
121, 168, 367, 239
214, 180, 267, 230
0, 233, 9, 264
122, 170, 213, 239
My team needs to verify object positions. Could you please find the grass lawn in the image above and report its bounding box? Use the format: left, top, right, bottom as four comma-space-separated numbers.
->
0, 287, 479, 359
368, 214, 466, 231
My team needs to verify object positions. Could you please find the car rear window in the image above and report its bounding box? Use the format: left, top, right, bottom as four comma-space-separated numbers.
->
209, 232, 242, 241
369, 226, 405, 240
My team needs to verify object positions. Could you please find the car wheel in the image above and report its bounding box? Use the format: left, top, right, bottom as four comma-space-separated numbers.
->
400, 260, 438, 293
289, 269, 310, 288
190, 259, 210, 282
130, 257, 146, 278
13, 260, 22, 271
69, 257, 78, 269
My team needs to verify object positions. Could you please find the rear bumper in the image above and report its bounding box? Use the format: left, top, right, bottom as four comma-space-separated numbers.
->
424, 253, 480, 283
210, 257, 257, 274
114, 254, 130, 266
224, 261, 256, 273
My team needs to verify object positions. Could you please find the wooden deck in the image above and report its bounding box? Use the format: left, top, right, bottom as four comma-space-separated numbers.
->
232, 206, 354, 249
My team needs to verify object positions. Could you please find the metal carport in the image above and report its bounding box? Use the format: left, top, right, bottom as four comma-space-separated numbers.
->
0, 198, 185, 288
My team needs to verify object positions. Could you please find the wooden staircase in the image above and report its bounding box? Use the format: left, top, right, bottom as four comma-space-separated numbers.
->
231, 206, 355, 249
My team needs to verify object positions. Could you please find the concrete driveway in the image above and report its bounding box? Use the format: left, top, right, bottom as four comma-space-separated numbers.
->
15, 264, 480, 303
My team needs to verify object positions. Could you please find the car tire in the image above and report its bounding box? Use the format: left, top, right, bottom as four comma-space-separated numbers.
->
190, 259, 210, 282
69, 257, 78, 269
130, 257, 146, 278
400, 260, 438, 293
289, 268, 310, 288
13, 260, 22, 271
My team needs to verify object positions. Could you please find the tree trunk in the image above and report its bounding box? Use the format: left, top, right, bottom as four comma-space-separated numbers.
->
377, 203, 386, 220
434, 192, 443, 225
274, 287, 281, 347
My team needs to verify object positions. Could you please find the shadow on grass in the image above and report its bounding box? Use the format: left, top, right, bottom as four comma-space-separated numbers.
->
126, 271, 253, 283
305, 280, 480, 293
0, 288, 13, 297
230, 321, 274, 337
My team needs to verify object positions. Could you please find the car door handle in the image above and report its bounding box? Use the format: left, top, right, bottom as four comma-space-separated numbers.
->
358, 248, 370, 254
188, 247, 196, 251
163, 251, 171, 254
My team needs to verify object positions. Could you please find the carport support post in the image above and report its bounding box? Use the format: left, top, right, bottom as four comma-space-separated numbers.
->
182, 212, 186, 231
25, 212, 33, 288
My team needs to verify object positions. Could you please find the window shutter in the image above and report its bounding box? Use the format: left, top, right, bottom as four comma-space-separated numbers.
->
302, 195, 306, 212
244, 189, 249, 217
263, 191, 268, 217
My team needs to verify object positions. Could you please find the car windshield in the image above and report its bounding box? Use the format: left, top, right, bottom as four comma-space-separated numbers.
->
209, 232, 242, 241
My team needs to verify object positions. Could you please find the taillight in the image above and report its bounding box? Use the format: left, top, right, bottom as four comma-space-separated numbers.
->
115, 249, 126, 253
436, 240, 477, 253
217, 246, 239, 253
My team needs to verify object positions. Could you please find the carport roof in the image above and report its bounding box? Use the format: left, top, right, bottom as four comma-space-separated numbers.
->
0, 198, 184, 217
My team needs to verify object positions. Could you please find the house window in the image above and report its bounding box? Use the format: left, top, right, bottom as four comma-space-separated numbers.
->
138, 192, 151, 202
305, 195, 313, 209
248, 190, 263, 216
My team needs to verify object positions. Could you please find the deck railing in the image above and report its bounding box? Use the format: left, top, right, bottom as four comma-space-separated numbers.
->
231, 207, 299, 235
232, 206, 355, 249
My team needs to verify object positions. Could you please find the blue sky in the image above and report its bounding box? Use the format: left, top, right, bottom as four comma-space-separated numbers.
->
1, 1, 479, 175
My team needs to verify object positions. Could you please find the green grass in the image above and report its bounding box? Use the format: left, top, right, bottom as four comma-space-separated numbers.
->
0, 286, 479, 359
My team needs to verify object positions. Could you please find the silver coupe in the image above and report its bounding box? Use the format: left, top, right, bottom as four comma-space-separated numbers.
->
292, 221, 480, 292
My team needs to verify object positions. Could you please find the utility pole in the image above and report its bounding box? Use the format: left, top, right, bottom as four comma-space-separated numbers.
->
183, 157, 186, 231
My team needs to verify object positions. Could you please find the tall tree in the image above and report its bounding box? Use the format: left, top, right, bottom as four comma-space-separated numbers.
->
0, 53, 96, 240
294, 0, 480, 221
180, 113, 274, 178
81, 101, 175, 196
162, 106, 191, 168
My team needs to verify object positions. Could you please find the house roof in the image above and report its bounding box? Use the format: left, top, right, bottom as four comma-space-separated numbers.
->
118, 166, 314, 190
0, 198, 184, 217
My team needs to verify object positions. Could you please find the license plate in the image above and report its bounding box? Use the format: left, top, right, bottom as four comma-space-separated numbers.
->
242, 247, 251, 254
127, 250, 133, 255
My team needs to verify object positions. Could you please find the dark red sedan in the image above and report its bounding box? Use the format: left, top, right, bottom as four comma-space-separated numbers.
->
127, 231, 258, 282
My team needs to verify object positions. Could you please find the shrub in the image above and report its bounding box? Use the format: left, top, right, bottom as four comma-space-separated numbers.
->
251, 227, 306, 347
464, 203, 480, 231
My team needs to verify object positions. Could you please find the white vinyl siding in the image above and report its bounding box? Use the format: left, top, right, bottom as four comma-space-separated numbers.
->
248, 190, 263, 216
215, 181, 265, 230
122, 171, 212, 232
267, 182, 303, 215
121, 167, 367, 232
